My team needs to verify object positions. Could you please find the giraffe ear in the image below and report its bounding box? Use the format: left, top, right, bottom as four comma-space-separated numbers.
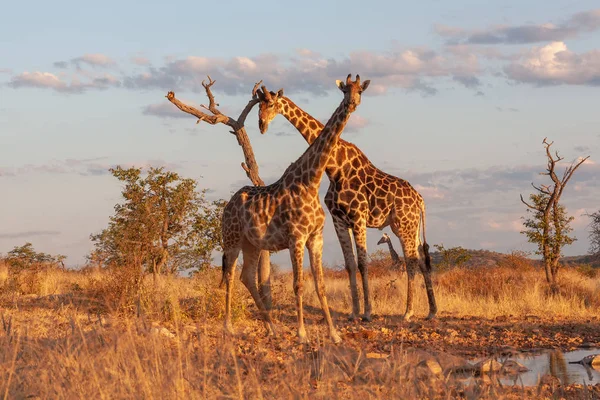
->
276, 88, 284, 97
336, 80, 344, 90
361, 80, 371, 91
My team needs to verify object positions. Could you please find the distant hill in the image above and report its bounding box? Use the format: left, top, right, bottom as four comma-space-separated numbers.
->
561, 254, 600, 268
427, 248, 600, 269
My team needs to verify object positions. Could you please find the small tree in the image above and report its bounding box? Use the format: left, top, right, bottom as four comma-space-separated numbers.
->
89, 166, 224, 276
520, 138, 589, 289
588, 210, 600, 258
521, 193, 575, 278
433, 244, 472, 270
6, 242, 66, 272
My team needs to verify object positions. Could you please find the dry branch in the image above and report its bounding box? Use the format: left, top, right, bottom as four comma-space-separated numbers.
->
165, 78, 264, 186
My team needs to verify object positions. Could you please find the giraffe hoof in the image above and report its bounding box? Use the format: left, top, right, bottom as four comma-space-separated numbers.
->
223, 323, 235, 336
331, 332, 342, 344
348, 314, 358, 321
425, 313, 436, 321
401, 314, 412, 322
361, 314, 372, 322
297, 335, 309, 344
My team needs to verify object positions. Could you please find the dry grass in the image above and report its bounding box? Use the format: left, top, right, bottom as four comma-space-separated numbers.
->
1, 256, 599, 399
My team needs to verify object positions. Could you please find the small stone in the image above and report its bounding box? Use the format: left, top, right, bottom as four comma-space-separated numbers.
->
366, 352, 389, 359
501, 359, 529, 374
475, 359, 502, 374
151, 326, 176, 339
416, 359, 443, 378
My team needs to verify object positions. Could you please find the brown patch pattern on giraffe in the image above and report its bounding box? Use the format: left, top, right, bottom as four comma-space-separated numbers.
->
257, 83, 437, 322
222, 74, 370, 343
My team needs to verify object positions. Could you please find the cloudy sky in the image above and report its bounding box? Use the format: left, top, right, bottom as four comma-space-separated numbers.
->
1, 0, 599, 267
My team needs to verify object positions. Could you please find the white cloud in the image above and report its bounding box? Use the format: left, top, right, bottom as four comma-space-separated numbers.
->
504, 41, 600, 86
8, 71, 70, 91
121, 45, 482, 96
72, 53, 115, 68
346, 114, 370, 133
414, 184, 446, 200
436, 9, 600, 45
8, 70, 120, 93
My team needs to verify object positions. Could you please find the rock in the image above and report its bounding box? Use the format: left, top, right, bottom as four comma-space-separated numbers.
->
474, 358, 502, 374
539, 374, 561, 389
151, 326, 176, 339
366, 352, 389, 359
401, 348, 475, 376
416, 359, 442, 379
500, 359, 529, 374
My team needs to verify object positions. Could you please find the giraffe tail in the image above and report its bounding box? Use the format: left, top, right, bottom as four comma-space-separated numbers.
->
421, 205, 432, 273
219, 253, 227, 288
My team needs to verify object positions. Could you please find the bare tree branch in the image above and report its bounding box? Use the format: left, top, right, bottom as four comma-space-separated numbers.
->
520, 194, 536, 209
165, 77, 265, 186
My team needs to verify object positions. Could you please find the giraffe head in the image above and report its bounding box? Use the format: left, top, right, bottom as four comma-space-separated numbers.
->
377, 232, 391, 245
256, 86, 285, 134
256, 74, 370, 134
336, 74, 370, 113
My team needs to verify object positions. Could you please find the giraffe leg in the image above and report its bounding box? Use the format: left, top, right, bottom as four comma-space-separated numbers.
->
240, 245, 276, 336
223, 247, 240, 334
418, 243, 438, 320
289, 239, 308, 343
353, 223, 372, 321
257, 250, 273, 311
390, 224, 417, 322
332, 218, 360, 320
307, 232, 342, 344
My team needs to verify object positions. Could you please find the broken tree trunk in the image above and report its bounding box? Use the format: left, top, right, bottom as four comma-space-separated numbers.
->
166, 77, 272, 310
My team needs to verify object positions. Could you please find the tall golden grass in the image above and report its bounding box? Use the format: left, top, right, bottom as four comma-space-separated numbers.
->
1, 255, 599, 398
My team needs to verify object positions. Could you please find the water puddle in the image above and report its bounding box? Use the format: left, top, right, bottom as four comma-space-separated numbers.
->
470, 348, 600, 386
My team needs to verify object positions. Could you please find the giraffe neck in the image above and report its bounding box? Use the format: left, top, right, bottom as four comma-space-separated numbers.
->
290, 98, 351, 188
387, 240, 401, 263
280, 97, 323, 144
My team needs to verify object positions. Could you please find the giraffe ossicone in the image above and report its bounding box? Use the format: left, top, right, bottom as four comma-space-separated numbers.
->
257, 77, 437, 322
221, 74, 369, 344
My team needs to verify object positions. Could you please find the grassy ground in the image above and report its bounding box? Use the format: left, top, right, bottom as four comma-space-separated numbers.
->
1, 257, 599, 399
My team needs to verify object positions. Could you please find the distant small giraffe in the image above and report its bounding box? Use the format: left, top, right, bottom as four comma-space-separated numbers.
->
377, 232, 406, 273
257, 87, 437, 321
221, 74, 370, 343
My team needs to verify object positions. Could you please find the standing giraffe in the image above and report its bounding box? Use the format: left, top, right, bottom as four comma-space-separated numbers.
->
221, 74, 370, 343
377, 232, 406, 273
256, 87, 437, 322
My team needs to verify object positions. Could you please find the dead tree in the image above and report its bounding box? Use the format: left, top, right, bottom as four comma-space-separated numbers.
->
520, 138, 589, 289
166, 77, 272, 309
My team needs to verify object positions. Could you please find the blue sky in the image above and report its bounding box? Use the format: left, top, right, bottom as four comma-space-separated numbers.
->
1, 1, 599, 267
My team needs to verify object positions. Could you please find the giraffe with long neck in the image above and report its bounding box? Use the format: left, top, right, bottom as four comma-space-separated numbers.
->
221, 74, 370, 343
378, 232, 406, 272
257, 87, 437, 322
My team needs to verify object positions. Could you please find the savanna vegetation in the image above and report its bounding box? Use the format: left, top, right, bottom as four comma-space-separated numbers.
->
1, 243, 599, 399
1, 80, 597, 398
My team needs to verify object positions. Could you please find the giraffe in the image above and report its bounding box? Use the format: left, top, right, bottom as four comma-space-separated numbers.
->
221, 74, 370, 344
377, 232, 406, 273
256, 87, 437, 322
